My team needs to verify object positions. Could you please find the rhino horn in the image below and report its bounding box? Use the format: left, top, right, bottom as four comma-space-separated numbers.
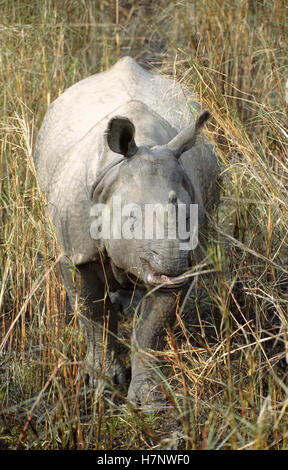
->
106, 116, 138, 158
167, 110, 210, 159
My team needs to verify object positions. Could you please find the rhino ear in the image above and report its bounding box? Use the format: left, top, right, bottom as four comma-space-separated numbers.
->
106, 116, 138, 158
167, 110, 210, 159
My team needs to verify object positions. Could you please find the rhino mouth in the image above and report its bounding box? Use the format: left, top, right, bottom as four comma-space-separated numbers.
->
145, 271, 188, 288
139, 256, 189, 289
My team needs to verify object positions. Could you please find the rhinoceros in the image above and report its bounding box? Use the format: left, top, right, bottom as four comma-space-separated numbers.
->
34, 56, 220, 410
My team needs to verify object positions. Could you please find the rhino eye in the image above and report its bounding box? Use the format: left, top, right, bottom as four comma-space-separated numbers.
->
168, 190, 177, 205
127, 211, 137, 232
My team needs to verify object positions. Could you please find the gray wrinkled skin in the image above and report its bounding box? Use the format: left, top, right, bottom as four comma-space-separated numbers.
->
34, 57, 220, 411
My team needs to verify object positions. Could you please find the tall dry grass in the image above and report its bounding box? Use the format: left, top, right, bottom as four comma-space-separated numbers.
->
0, 0, 287, 449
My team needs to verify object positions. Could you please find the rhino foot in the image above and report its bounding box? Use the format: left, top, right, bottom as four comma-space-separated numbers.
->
83, 356, 126, 389
127, 377, 169, 414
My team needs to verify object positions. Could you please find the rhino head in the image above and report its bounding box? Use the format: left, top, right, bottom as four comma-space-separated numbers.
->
90, 111, 210, 289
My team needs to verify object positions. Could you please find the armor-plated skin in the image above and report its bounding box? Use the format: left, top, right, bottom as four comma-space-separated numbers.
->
34, 57, 220, 410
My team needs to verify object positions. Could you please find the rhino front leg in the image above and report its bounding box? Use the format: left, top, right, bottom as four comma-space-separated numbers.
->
59, 260, 126, 388
128, 289, 182, 412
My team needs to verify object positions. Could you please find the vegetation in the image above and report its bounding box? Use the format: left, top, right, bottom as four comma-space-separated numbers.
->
0, 0, 287, 450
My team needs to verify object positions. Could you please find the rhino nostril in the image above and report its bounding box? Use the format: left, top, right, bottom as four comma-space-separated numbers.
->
140, 252, 162, 272
151, 250, 160, 256
150, 251, 162, 265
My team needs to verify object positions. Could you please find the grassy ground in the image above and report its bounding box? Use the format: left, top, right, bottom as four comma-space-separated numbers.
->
0, 0, 288, 450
